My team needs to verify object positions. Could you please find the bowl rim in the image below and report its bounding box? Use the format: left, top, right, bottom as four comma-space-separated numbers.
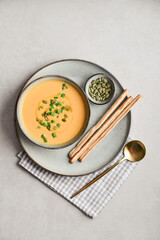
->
16, 75, 91, 150
85, 73, 115, 105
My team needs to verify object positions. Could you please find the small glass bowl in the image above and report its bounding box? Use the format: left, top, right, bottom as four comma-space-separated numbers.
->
85, 73, 115, 105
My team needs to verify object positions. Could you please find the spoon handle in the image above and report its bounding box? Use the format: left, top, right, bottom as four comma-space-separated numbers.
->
70, 158, 125, 199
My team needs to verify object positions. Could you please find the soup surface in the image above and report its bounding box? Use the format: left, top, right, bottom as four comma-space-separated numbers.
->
20, 80, 88, 146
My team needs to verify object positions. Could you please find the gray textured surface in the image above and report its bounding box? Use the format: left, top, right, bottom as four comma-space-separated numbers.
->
0, 0, 160, 239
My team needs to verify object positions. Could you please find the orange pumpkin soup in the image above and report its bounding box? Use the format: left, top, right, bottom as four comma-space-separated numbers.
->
20, 79, 88, 147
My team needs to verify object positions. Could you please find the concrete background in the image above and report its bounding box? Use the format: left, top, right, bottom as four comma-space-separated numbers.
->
0, 0, 160, 239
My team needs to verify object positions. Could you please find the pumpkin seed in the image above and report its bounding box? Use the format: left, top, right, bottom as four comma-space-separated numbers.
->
96, 96, 100, 100
105, 87, 111, 92
88, 77, 113, 102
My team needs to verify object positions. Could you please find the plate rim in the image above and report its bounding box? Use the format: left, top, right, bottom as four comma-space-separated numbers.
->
15, 58, 131, 176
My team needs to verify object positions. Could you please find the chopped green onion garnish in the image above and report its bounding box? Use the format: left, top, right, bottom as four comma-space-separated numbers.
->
62, 118, 66, 122
40, 120, 44, 125
41, 134, 47, 142
54, 96, 58, 99
38, 106, 43, 110
47, 125, 50, 130
44, 111, 47, 116
53, 126, 57, 130
50, 100, 54, 104
61, 94, 65, 98
65, 105, 70, 111
59, 101, 63, 105
37, 126, 40, 129
52, 133, 56, 138
61, 106, 65, 110
51, 120, 55, 123
57, 123, 61, 128
62, 83, 68, 90
42, 100, 47, 104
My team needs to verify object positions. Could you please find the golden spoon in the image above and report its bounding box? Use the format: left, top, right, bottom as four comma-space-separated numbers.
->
70, 140, 146, 199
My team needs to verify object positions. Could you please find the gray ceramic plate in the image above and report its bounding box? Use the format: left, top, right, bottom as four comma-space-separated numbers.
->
16, 59, 131, 176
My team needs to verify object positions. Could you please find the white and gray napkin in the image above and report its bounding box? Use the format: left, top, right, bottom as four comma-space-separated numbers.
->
18, 138, 137, 218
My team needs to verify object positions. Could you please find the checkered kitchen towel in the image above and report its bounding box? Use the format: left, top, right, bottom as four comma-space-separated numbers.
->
18, 138, 137, 218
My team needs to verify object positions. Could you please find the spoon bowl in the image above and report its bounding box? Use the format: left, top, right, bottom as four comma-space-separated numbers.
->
123, 140, 146, 163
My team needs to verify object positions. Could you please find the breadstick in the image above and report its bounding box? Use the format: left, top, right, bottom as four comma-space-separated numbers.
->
79, 95, 142, 161
70, 95, 132, 163
69, 89, 129, 159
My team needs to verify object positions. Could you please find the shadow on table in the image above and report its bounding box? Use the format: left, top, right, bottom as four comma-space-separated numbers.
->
1, 81, 26, 154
